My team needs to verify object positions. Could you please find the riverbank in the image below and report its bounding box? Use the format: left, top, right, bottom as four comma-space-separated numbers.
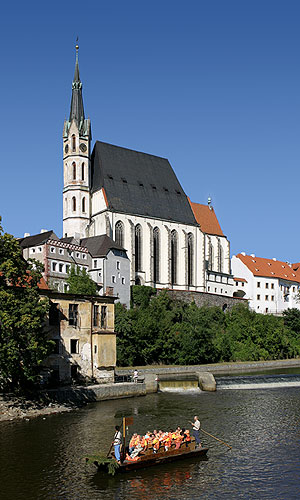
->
0, 394, 77, 422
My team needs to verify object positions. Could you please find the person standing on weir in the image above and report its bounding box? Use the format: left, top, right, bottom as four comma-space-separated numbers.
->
189, 415, 201, 448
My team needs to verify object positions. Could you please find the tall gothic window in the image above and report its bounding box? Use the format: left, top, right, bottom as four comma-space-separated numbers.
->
72, 162, 76, 180
135, 224, 142, 272
187, 233, 194, 286
218, 243, 223, 273
82, 197, 86, 212
115, 221, 124, 247
72, 196, 76, 211
81, 163, 85, 181
72, 134, 76, 152
208, 242, 214, 270
153, 227, 160, 283
171, 230, 178, 285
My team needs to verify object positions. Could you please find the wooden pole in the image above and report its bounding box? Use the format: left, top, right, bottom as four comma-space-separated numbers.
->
200, 428, 232, 449
122, 417, 126, 461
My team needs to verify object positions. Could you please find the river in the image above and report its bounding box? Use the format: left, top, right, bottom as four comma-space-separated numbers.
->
1, 374, 300, 499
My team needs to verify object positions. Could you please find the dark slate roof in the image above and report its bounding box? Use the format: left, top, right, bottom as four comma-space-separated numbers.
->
80, 235, 126, 258
90, 141, 197, 225
60, 236, 76, 244
18, 231, 58, 248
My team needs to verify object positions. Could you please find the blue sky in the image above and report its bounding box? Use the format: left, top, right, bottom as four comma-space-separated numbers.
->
1, 0, 300, 262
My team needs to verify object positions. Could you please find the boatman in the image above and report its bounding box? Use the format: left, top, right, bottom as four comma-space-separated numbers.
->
113, 425, 122, 464
189, 415, 201, 448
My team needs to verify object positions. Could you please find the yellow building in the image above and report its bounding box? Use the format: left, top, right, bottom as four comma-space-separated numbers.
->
40, 289, 116, 384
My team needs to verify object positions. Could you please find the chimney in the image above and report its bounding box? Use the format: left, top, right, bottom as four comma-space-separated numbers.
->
40, 229, 48, 233
272, 258, 277, 261
241, 252, 246, 256
24, 232, 30, 237
250, 254, 255, 258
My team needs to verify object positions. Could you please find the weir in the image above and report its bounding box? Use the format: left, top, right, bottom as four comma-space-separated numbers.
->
158, 379, 201, 392
216, 373, 300, 390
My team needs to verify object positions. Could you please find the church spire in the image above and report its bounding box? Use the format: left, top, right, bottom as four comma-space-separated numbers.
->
69, 44, 85, 126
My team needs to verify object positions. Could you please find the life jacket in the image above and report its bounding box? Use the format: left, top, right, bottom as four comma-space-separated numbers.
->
185, 430, 191, 442
129, 436, 136, 448
152, 437, 160, 450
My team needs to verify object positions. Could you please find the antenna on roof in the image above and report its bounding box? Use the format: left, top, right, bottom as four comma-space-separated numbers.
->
208, 196, 212, 210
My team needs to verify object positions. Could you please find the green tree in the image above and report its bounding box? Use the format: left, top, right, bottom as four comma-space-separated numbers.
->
66, 264, 98, 296
0, 218, 53, 391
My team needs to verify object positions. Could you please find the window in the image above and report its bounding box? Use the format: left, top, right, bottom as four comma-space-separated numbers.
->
81, 163, 85, 181
271, 296, 275, 301
153, 227, 160, 283
49, 303, 60, 326
94, 345, 97, 354
98, 271, 102, 277
70, 339, 79, 354
66, 265, 70, 274
293, 286, 295, 292
208, 286, 210, 291
72, 196, 76, 211
52, 262, 57, 272
38, 247, 42, 252
115, 220, 124, 247
214, 288, 217, 293
116, 261, 120, 270
122, 277, 125, 285
94, 260, 97, 269
69, 304, 78, 327
50, 247, 55, 253
82, 197, 86, 212
218, 242, 223, 273
236, 282, 238, 286
72, 134, 76, 152
208, 242, 214, 270
265, 295, 269, 301
271, 283, 274, 289
31, 248, 36, 253
112, 275, 116, 283
93, 305, 99, 327
72, 162, 76, 180
171, 230, 178, 285
265, 283, 269, 289
59, 263, 64, 273
265, 308, 269, 313
59, 249, 64, 255
82, 254, 86, 260
100, 306, 107, 329
257, 295, 260, 300
64, 283, 69, 292
257, 282, 261, 288
76, 252, 80, 258
135, 224, 142, 272
242, 282, 244, 287
187, 233, 194, 286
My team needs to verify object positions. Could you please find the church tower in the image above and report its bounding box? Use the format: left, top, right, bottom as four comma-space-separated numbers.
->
62, 44, 91, 239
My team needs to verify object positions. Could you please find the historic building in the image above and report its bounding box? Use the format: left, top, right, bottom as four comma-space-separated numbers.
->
62, 46, 233, 295
231, 253, 300, 314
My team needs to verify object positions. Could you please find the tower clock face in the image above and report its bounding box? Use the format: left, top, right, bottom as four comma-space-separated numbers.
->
79, 143, 87, 152
65, 144, 69, 153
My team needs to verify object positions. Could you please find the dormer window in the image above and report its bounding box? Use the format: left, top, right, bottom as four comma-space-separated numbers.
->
72, 135, 76, 152
121, 178, 127, 184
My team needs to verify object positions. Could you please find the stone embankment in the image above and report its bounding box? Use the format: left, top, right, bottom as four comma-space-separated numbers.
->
0, 394, 75, 423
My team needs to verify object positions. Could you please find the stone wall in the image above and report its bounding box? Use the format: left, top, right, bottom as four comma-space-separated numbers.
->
165, 289, 248, 311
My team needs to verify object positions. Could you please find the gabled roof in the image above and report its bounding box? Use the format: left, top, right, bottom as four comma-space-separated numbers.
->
18, 231, 58, 249
80, 235, 126, 258
236, 253, 300, 283
90, 141, 197, 225
189, 200, 224, 236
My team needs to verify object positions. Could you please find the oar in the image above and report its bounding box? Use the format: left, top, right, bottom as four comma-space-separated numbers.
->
106, 433, 115, 458
200, 428, 232, 449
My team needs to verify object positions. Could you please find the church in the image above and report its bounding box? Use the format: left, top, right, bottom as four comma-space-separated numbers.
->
63, 46, 234, 297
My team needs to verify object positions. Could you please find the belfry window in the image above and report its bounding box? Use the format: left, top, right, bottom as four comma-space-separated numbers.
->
81, 163, 84, 181
171, 230, 178, 285
187, 233, 193, 286
115, 220, 124, 247
82, 197, 86, 212
72, 196, 76, 211
72, 162, 76, 180
72, 135, 76, 152
153, 227, 160, 283
218, 243, 223, 273
208, 242, 214, 270
135, 224, 142, 272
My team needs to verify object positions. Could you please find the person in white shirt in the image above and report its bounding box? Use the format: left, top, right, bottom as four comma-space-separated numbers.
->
133, 369, 138, 383
113, 425, 122, 463
189, 415, 201, 448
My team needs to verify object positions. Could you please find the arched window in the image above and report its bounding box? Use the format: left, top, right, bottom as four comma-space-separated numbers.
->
187, 233, 193, 286
115, 220, 124, 247
171, 230, 178, 285
153, 227, 160, 283
218, 243, 223, 273
72, 196, 76, 211
208, 242, 214, 270
82, 197, 86, 212
72, 134, 76, 152
135, 224, 142, 272
72, 162, 76, 180
81, 163, 85, 181
64, 197, 67, 213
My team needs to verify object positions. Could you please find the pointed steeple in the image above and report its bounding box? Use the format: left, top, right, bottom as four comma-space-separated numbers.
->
69, 44, 85, 127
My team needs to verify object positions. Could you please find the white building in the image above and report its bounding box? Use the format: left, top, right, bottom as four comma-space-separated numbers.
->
62, 45, 233, 296
231, 253, 300, 314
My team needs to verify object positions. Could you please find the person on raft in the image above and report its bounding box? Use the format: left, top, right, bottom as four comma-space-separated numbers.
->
113, 425, 122, 464
189, 415, 201, 448
126, 427, 192, 460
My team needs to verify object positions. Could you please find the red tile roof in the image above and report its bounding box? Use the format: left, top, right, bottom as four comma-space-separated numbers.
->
234, 277, 247, 283
188, 199, 224, 236
0, 271, 49, 290
236, 254, 300, 283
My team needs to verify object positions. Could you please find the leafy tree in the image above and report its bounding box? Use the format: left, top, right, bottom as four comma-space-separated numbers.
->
0, 217, 53, 391
66, 264, 98, 296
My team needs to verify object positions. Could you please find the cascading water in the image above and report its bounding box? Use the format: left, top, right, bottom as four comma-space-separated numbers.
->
216, 373, 300, 390
158, 379, 201, 392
